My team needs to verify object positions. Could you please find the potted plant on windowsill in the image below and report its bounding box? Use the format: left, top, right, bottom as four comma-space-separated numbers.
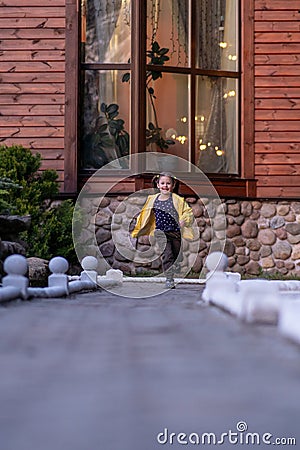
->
122, 40, 176, 152
82, 102, 130, 169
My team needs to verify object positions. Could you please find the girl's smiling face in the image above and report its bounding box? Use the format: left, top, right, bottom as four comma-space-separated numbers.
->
157, 176, 174, 194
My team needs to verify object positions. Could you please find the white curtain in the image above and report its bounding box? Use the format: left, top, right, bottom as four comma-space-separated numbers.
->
197, 0, 238, 174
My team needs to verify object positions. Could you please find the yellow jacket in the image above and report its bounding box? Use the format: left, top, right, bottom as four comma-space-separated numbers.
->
131, 193, 196, 241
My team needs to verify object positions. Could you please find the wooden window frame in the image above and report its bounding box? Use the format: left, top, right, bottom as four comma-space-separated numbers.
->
64, 0, 256, 198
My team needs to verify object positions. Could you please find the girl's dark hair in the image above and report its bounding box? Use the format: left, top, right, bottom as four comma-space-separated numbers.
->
151, 172, 179, 193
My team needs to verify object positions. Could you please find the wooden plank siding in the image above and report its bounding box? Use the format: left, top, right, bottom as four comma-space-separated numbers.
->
255, 0, 300, 197
1, 0, 300, 198
0, 0, 66, 187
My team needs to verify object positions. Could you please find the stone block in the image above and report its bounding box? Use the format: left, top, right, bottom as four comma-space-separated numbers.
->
99, 197, 110, 208
261, 255, 275, 269
277, 205, 290, 216
275, 228, 287, 240
287, 233, 300, 244
258, 229, 276, 245
245, 261, 261, 276
191, 203, 203, 218
261, 204, 276, 218
241, 201, 253, 217
272, 241, 292, 260
286, 223, 300, 235
241, 220, 258, 238
258, 218, 270, 230
234, 215, 245, 226
285, 213, 296, 222
261, 245, 272, 258
226, 224, 241, 238
291, 244, 300, 260
252, 201, 262, 210
227, 203, 241, 217
246, 239, 261, 251
270, 216, 285, 229
237, 255, 250, 266
224, 240, 235, 257
95, 228, 111, 245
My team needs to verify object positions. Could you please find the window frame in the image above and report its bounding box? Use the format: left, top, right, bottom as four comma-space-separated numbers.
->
64, 0, 255, 197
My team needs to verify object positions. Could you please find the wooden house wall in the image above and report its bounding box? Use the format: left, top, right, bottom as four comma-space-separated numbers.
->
0, 0, 65, 184
254, 0, 300, 198
1, 0, 300, 198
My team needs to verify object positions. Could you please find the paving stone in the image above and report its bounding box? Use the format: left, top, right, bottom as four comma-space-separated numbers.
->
0, 286, 299, 450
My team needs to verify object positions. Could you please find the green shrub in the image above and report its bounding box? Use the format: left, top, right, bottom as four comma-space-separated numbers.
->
0, 177, 23, 214
0, 145, 58, 217
0, 145, 78, 264
29, 200, 78, 263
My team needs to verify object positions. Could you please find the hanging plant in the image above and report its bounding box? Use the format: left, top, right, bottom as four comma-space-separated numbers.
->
122, 41, 175, 152
83, 102, 130, 168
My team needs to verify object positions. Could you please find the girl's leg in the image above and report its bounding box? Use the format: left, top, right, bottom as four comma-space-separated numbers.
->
162, 233, 181, 288
161, 237, 174, 274
169, 232, 183, 264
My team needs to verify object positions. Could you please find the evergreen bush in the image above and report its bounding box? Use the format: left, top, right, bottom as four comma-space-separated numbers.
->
0, 145, 78, 264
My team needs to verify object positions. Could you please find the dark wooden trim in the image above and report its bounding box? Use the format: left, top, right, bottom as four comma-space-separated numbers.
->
82, 65, 239, 79
241, 0, 255, 184
64, 0, 79, 193
131, 0, 146, 175
146, 64, 239, 78
78, 172, 256, 198
190, 0, 196, 167
82, 63, 131, 70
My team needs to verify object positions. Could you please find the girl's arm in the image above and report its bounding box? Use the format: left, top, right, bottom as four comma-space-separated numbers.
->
179, 199, 194, 227
131, 196, 152, 237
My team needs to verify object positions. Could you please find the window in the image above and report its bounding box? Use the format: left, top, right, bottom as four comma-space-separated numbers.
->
80, 0, 131, 170
80, 0, 239, 175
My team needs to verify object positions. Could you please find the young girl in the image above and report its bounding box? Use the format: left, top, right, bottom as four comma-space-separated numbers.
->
131, 172, 195, 289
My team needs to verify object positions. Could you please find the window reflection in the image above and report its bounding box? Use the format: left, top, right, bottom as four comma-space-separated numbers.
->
196, 76, 238, 174
146, 0, 189, 67
82, 0, 131, 63
81, 70, 130, 169
196, 0, 238, 71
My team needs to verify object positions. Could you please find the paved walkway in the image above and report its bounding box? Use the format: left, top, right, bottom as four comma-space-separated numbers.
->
0, 283, 300, 450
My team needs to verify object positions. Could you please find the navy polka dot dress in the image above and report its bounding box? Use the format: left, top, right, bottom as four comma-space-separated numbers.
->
153, 194, 180, 232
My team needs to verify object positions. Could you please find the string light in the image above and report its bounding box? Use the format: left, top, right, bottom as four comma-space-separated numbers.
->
170, 2, 188, 65
176, 135, 187, 145
150, 0, 161, 44
122, 0, 130, 27
223, 90, 236, 99
198, 142, 226, 157
219, 42, 227, 49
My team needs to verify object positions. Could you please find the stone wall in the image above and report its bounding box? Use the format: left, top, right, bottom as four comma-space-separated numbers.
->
0, 215, 30, 277
84, 196, 300, 277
